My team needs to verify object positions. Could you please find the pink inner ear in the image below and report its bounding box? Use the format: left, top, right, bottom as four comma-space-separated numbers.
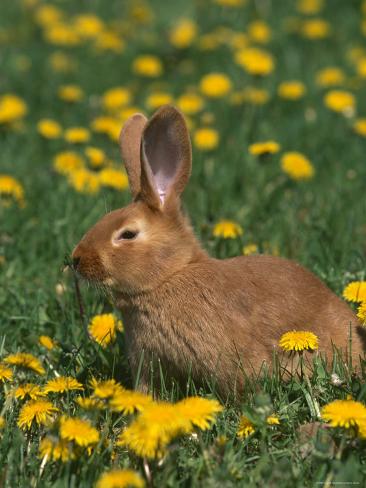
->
142, 120, 182, 204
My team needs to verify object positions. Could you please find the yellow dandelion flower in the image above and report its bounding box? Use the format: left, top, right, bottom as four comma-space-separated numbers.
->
132, 55, 163, 77
279, 330, 319, 352
88, 313, 123, 348
213, 220, 243, 239
38, 335, 56, 351
44, 23, 81, 47
321, 399, 366, 428
68, 168, 100, 194
18, 399, 59, 430
194, 127, 219, 151
34, 4, 63, 26
235, 47, 274, 76
0, 175, 25, 208
53, 151, 84, 175
248, 20, 271, 44
73, 14, 104, 39
242, 244, 258, 256
301, 19, 330, 39
64, 127, 90, 144
342, 281, 366, 303
200, 73, 232, 98
357, 302, 366, 324
296, 0, 324, 15
278, 81, 306, 100
90, 378, 125, 400
315, 67, 345, 87
85, 147, 106, 168
145, 92, 173, 110
169, 18, 197, 49
0, 364, 13, 383
96, 469, 145, 488
110, 390, 154, 414
176, 93, 204, 115
0, 416, 5, 429
324, 90, 355, 115
39, 436, 75, 462
76, 396, 104, 410
0, 94, 27, 124
58, 84, 84, 103
98, 168, 129, 191
43, 376, 84, 395
237, 415, 255, 438
280, 152, 315, 181
176, 397, 223, 430
248, 141, 280, 156
117, 402, 192, 459
266, 415, 280, 425
4, 352, 45, 375
102, 87, 131, 112
94, 31, 125, 53
59, 416, 100, 447
13, 383, 46, 400
353, 119, 366, 137
37, 119, 62, 139
91, 116, 119, 136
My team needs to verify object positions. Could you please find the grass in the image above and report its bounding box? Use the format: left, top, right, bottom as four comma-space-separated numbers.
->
1, 0, 366, 486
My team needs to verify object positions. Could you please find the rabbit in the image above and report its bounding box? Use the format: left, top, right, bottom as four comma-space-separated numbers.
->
72, 105, 364, 396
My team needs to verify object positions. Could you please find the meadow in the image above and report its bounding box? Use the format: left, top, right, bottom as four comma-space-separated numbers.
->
1, 0, 366, 486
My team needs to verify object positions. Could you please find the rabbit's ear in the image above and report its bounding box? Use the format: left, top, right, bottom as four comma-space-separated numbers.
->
119, 113, 148, 199
140, 105, 192, 208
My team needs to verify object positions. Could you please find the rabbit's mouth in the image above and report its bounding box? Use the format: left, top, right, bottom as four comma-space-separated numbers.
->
71, 248, 109, 284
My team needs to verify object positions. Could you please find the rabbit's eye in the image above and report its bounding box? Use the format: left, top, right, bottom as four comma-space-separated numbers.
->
117, 230, 138, 240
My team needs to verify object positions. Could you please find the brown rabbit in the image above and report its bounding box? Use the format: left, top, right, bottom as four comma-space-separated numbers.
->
72, 105, 364, 396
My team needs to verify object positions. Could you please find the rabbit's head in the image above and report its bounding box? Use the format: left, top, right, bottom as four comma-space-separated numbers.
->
72, 106, 203, 294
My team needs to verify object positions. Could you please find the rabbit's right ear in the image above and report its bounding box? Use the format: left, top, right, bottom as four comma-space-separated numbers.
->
119, 113, 148, 199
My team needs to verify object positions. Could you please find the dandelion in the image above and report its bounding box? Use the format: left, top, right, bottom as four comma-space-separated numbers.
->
315, 67, 345, 87
91, 378, 125, 399
44, 23, 81, 47
13, 383, 46, 400
0, 364, 13, 383
343, 282, 366, 303
94, 31, 125, 53
357, 302, 366, 324
176, 93, 204, 114
0, 94, 27, 124
242, 244, 258, 255
235, 47, 274, 76
88, 313, 123, 348
324, 90, 355, 115
43, 376, 84, 394
0, 417, 5, 429
280, 152, 315, 181
85, 147, 106, 167
278, 81, 306, 100
248, 20, 271, 44
353, 119, 366, 137
237, 415, 255, 438
279, 330, 319, 352
99, 168, 129, 191
266, 415, 280, 425
37, 119, 62, 139
242, 87, 270, 105
4, 352, 45, 375
200, 73, 232, 98
110, 389, 154, 414
64, 127, 91, 144
301, 19, 330, 39
58, 84, 84, 103
76, 396, 104, 410
214, 0, 246, 7
18, 400, 59, 430
96, 469, 145, 488
176, 397, 223, 430
321, 399, 366, 429
102, 87, 131, 112
39, 436, 75, 462
194, 128, 219, 150
53, 151, 84, 175
68, 168, 100, 194
297, 0, 324, 15
169, 18, 197, 48
59, 416, 100, 447
0, 175, 25, 208
73, 14, 104, 39
132, 55, 163, 77
248, 141, 280, 156
213, 220, 243, 239
145, 92, 173, 110
38, 335, 56, 351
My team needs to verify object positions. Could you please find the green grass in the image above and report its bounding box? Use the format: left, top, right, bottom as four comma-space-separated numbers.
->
1, 0, 366, 486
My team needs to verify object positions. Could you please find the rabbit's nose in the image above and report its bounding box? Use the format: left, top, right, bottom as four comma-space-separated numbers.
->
72, 256, 81, 269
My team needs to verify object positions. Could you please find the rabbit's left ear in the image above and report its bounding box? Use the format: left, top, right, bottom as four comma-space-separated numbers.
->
140, 105, 192, 208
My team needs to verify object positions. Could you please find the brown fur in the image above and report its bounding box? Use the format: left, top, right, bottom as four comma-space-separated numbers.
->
72, 105, 364, 396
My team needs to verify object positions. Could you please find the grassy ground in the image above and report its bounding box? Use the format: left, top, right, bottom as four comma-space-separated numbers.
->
1, 0, 366, 486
